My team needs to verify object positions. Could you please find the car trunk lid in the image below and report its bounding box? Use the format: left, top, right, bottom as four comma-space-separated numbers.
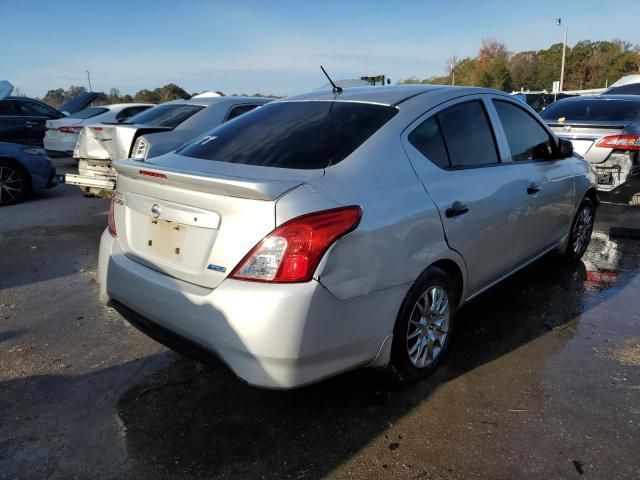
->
75, 124, 171, 161
112, 157, 322, 288
547, 121, 631, 163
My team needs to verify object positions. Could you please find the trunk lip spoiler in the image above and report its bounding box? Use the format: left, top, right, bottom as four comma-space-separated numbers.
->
547, 122, 628, 129
114, 159, 307, 201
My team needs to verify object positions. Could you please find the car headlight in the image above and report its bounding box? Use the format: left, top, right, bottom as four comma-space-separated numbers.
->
131, 137, 149, 161
22, 147, 48, 156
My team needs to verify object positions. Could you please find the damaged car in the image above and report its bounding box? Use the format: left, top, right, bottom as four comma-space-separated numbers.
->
67, 96, 271, 197
541, 95, 640, 202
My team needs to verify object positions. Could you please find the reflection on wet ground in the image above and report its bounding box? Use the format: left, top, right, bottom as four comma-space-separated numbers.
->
1, 206, 640, 479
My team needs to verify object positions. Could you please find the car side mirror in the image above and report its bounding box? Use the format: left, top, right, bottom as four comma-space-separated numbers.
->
557, 138, 573, 159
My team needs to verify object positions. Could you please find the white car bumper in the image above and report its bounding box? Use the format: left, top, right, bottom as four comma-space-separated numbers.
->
44, 130, 78, 154
98, 229, 404, 388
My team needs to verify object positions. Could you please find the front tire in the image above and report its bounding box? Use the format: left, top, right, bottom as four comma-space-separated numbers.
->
563, 198, 595, 261
388, 266, 456, 383
0, 160, 30, 206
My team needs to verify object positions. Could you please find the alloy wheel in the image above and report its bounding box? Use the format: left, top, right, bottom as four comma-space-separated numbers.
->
572, 205, 594, 256
406, 285, 450, 369
0, 166, 24, 205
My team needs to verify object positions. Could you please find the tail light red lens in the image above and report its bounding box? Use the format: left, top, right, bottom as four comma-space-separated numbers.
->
595, 134, 640, 151
107, 198, 117, 237
231, 206, 362, 283
139, 170, 167, 179
58, 126, 83, 134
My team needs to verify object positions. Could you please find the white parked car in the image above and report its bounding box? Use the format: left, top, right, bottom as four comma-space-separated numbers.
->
67, 96, 270, 197
44, 103, 153, 155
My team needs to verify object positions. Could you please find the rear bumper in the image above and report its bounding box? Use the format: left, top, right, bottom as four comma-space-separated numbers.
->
44, 132, 78, 154
98, 230, 405, 388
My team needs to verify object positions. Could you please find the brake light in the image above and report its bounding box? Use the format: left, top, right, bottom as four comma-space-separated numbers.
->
58, 126, 83, 134
139, 170, 167, 179
595, 134, 640, 151
231, 206, 362, 283
107, 198, 117, 237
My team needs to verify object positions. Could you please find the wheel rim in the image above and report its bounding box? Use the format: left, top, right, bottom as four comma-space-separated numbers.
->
0, 166, 24, 204
572, 205, 594, 256
406, 285, 450, 368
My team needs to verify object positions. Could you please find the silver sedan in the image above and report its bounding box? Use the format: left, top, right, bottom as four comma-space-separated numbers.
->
98, 85, 598, 388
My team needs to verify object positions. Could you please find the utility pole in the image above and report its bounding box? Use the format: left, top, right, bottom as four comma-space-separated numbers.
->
555, 18, 568, 92
86, 70, 93, 91
450, 56, 458, 86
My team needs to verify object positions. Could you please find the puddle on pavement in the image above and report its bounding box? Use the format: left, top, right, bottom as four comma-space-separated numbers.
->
111, 229, 640, 479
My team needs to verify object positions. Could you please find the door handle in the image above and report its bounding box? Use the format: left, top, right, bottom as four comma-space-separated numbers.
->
527, 183, 542, 195
25, 121, 37, 127
445, 201, 469, 218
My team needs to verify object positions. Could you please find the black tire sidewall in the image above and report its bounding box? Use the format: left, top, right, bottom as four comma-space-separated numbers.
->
565, 198, 595, 261
390, 266, 456, 382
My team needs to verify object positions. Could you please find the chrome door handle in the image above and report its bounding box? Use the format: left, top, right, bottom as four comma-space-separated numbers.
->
25, 121, 37, 127
527, 183, 542, 195
445, 201, 469, 218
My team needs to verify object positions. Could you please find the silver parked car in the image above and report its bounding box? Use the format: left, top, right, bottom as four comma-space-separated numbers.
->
99, 85, 598, 389
541, 95, 640, 197
66, 96, 271, 197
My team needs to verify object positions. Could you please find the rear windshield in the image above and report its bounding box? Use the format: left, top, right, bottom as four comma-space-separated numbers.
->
178, 101, 398, 169
67, 107, 109, 119
604, 84, 640, 95
541, 99, 640, 122
126, 104, 204, 128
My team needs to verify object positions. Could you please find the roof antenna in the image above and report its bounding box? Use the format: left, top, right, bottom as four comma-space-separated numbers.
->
321, 65, 342, 94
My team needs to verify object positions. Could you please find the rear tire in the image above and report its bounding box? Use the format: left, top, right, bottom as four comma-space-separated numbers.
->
562, 198, 595, 261
0, 160, 31, 206
388, 266, 456, 384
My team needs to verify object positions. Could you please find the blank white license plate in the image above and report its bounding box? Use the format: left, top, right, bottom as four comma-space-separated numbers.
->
570, 140, 593, 156
147, 218, 186, 259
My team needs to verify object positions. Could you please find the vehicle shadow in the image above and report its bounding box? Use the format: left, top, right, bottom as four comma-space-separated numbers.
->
1, 231, 638, 479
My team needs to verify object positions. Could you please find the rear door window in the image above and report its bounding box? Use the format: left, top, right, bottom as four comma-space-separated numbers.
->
178, 101, 398, 169
408, 100, 499, 169
116, 106, 151, 121
493, 100, 554, 161
0, 101, 16, 116
226, 104, 259, 121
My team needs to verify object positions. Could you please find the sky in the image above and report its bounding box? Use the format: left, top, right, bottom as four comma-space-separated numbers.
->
2, 0, 639, 98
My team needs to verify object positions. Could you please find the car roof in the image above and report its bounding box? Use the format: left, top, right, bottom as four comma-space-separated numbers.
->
163, 96, 271, 107
281, 85, 497, 106
555, 95, 640, 103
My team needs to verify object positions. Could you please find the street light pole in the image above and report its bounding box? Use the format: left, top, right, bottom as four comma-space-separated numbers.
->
555, 19, 568, 93
86, 70, 93, 91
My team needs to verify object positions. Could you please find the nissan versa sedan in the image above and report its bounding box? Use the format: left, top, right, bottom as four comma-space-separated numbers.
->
541, 95, 640, 196
98, 86, 598, 389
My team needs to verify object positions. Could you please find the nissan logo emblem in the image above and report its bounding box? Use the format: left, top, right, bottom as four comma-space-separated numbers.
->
151, 204, 161, 219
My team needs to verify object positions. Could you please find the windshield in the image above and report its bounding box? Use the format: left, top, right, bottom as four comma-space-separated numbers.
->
126, 104, 204, 128
541, 99, 640, 123
67, 107, 109, 119
178, 101, 398, 169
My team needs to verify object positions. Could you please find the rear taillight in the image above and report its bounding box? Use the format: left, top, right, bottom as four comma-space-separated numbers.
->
231, 206, 362, 283
139, 170, 167, 179
58, 126, 83, 134
107, 198, 117, 237
595, 134, 640, 151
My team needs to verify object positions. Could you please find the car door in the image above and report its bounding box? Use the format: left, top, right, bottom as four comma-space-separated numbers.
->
0, 100, 26, 143
14, 100, 59, 145
402, 96, 523, 296
489, 98, 575, 262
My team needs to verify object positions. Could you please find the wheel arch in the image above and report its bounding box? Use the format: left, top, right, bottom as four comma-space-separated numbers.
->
0, 156, 33, 191
429, 258, 465, 307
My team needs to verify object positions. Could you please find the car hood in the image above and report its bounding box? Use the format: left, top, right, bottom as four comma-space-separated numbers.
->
0, 80, 13, 100
59, 92, 99, 115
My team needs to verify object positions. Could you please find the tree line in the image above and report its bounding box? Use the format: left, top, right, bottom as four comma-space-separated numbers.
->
401, 39, 640, 92
40, 83, 279, 108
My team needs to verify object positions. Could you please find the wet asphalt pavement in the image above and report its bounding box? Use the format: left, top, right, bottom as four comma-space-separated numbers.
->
1, 157, 639, 479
